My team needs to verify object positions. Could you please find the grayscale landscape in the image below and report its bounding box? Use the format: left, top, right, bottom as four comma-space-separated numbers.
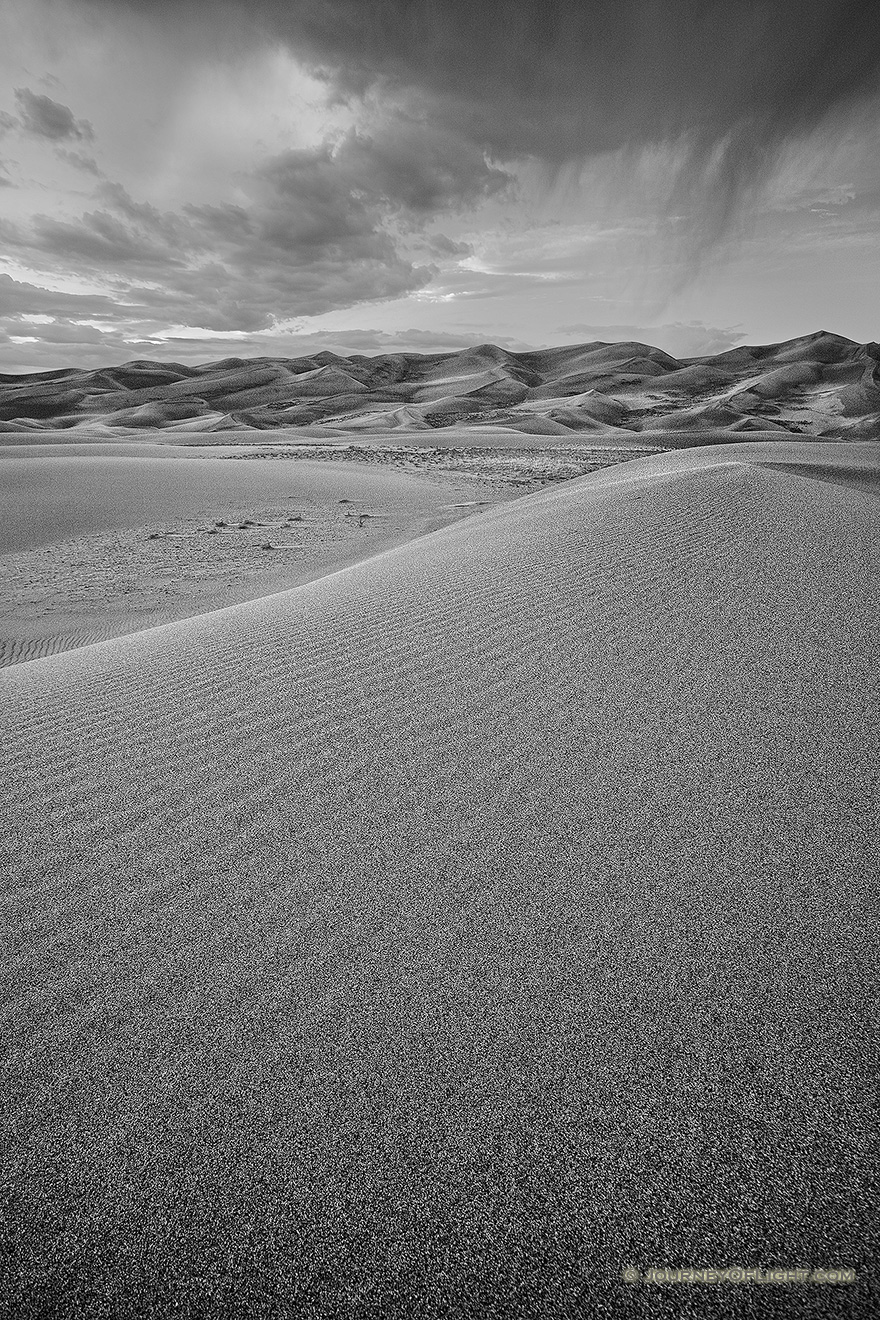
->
1, 1, 878, 1317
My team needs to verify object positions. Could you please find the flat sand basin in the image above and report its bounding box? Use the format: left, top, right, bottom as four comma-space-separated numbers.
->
0, 452, 523, 664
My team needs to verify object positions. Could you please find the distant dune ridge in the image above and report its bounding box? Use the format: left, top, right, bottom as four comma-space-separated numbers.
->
3, 330, 880, 441
1, 440, 878, 1314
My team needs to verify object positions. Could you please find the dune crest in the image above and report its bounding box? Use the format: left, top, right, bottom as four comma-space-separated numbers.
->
1, 440, 877, 1312
2, 332, 879, 442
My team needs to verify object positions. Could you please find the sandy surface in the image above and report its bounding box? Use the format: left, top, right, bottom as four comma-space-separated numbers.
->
1, 439, 877, 1316
0, 428, 661, 453
3, 331, 880, 443
0, 453, 483, 555
0, 454, 534, 666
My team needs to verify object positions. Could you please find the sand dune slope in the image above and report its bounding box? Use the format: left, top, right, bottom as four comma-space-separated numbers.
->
1, 442, 878, 1316
3, 331, 880, 443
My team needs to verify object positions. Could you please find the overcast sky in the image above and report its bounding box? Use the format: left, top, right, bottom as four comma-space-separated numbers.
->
2, 0, 880, 369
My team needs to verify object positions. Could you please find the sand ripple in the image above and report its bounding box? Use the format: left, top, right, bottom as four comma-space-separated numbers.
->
0, 441, 877, 1315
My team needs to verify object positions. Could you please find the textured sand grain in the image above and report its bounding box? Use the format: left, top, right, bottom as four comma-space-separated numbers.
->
1, 441, 878, 1317
0, 455, 522, 666
0, 454, 477, 555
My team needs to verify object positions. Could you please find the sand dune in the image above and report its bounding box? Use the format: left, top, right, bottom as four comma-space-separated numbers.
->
3, 331, 880, 443
0, 454, 519, 667
0, 630, 110, 668
1, 440, 877, 1314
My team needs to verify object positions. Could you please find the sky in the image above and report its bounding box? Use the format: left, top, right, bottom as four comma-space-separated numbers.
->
2, 0, 880, 370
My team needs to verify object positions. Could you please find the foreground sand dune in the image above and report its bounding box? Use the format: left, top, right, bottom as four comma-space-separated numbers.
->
1, 441, 878, 1315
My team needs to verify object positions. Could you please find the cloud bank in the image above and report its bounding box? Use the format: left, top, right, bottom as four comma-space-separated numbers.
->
84, 0, 880, 214
2, 0, 880, 365
0, 108, 508, 336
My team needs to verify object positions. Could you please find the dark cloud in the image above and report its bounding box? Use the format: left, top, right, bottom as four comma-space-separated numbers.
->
181, 202, 253, 244
251, 147, 401, 253
0, 333, 157, 372
14, 88, 94, 142
0, 274, 133, 321
57, 149, 102, 175
6, 318, 108, 344
251, 122, 507, 253
29, 211, 182, 266
81, 1, 880, 218
1, 115, 503, 332
15, 1, 874, 345
424, 234, 472, 258
310, 1, 880, 246
328, 118, 510, 214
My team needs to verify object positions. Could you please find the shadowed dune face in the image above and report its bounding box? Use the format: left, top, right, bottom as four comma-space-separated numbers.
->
2, 332, 879, 443
1, 442, 877, 1314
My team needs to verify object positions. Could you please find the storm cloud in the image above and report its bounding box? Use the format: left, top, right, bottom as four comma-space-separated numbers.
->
81, 0, 880, 217
3, 0, 880, 363
0, 116, 502, 331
